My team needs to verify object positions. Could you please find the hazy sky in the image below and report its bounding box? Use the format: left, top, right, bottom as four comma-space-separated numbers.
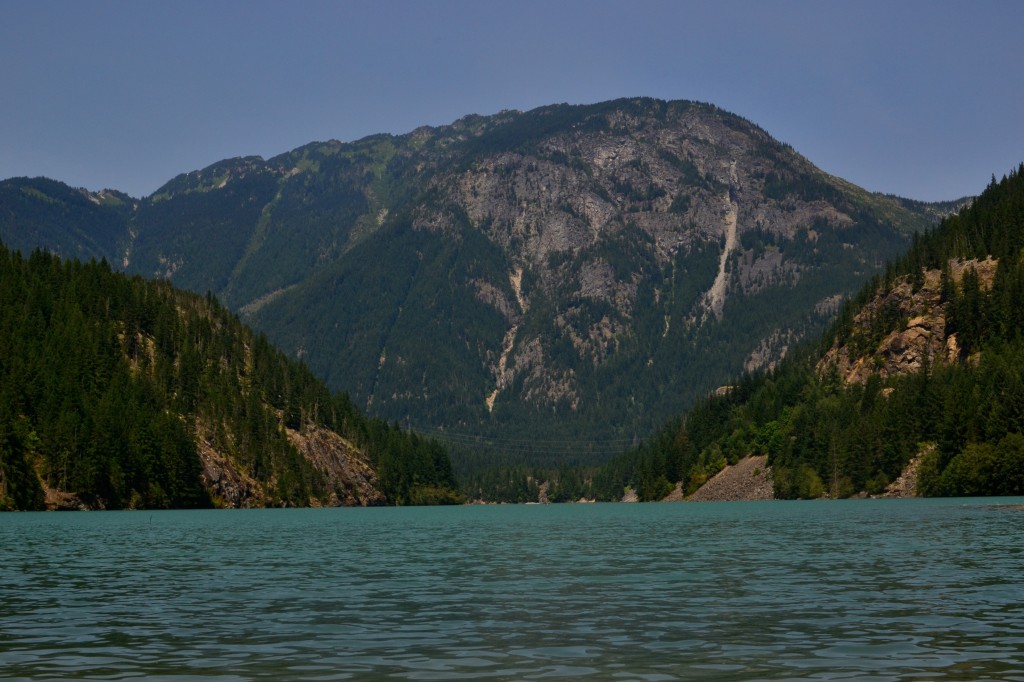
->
2, 0, 1021, 201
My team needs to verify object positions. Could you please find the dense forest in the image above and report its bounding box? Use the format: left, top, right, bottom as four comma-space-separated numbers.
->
465, 165, 1024, 502
0, 245, 459, 510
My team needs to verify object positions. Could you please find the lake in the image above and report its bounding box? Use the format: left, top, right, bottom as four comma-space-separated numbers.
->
2, 499, 1023, 680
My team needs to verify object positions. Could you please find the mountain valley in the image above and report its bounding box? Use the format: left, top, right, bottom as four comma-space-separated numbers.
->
0, 98, 964, 469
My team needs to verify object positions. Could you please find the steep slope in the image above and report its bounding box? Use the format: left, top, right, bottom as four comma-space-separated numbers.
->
593, 165, 1024, 501
0, 99, 958, 463
0, 245, 459, 510
818, 257, 998, 384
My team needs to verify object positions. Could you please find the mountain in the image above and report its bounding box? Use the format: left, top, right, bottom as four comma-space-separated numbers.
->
0, 177, 134, 261
592, 165, 1024, 501
0, 98, 960, 464
0, 244, 460, 510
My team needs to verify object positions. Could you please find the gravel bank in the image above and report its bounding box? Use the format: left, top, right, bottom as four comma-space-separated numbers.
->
688, 455, 774, 501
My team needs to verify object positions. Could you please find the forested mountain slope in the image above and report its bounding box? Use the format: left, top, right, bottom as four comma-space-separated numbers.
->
0, 177, 134, 262
0, 245, 459, 510
0, 98, 961, 462
591, 165, 1024, 501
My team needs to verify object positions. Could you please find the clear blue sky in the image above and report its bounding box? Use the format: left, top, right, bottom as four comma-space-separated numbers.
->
2, 0, 1021, 201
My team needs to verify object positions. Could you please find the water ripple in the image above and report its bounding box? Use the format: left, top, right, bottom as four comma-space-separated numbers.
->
2, 499, 1024, 680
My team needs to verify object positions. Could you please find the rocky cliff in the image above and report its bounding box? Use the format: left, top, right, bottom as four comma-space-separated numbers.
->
195, 419, 385, 509
818, 257, 997, 384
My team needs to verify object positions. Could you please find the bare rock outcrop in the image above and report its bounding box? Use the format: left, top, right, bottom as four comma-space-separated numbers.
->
819, 258, 998, 385
42, 486, 91, 511
197, 430, 265, 508
195, 418, 386, 508
286, 424, 385, 506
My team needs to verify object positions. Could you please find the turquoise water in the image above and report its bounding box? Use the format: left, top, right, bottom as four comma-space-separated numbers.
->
2, 499, 1024, 680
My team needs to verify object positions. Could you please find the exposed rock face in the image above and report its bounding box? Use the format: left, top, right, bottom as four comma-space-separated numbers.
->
42, 486, 91, 511
688, 455, 774, 501
819, 258, 997, 384
197, 435, 264, 508
825, 277, 945, 384
744, 328, 799, 374
438, 103, 878, 323
196, 418, 386, 508
285, 423, 385, 506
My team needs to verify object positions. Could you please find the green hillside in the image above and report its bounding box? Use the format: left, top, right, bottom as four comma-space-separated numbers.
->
0, 177, 133, 262
0, 245, 459, 510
